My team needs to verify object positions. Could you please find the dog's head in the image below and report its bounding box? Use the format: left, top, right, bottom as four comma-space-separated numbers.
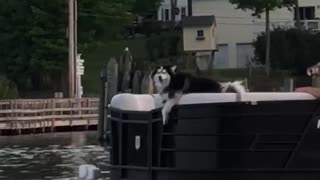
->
151, 65, 177, 93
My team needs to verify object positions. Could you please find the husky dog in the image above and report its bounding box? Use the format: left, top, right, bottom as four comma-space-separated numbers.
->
151, 65, 247, 125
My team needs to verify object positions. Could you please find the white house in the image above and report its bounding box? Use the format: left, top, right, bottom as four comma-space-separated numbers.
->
157, 0, 189, 22
190, 0, 320, 69
182, 15, 217, 71
182, 15, 217, 52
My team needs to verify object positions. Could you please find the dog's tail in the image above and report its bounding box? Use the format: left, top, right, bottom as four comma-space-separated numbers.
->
220, 81, 248, 93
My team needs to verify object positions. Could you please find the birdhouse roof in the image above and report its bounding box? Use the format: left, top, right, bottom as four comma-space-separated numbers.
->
182, 15, 216, 27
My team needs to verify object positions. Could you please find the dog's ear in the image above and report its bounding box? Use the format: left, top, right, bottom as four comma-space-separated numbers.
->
170, 65, 177, 73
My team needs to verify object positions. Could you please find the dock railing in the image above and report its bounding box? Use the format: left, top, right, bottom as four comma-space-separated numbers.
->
0, 98, 99, 134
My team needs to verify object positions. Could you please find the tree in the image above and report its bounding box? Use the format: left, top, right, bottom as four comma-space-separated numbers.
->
253, 28, 320, 74
132, 0, 163, 16
78, 0, 134, 47
77, 0, 163, 48
0, 0, 68, 92
229, 0, 295, 76
0, 0, 162, 96
0, 76, 18, 99
170, 0, 178, 31
283, 0, 302, 29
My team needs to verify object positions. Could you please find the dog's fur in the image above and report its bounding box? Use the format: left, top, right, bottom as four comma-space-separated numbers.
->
151, 65, 247, 125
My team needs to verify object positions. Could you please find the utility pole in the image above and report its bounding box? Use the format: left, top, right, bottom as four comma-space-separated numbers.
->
68, 0, 77, 98
74, 0, 79, 98
170, 0, 178, 31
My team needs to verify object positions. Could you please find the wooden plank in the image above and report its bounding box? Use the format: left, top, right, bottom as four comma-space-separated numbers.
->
0, 107, 99, 114
0, 114, 98, 121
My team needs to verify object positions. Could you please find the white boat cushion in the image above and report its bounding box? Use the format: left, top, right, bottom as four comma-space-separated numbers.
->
110, 93, 316, 111
110, 94, 156, 111
240, 92, 316, 102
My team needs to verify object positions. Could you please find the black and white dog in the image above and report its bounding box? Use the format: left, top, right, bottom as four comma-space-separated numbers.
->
151, 65, 247, 125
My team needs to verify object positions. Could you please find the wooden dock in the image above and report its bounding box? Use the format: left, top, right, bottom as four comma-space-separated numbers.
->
0, 98, 99, 135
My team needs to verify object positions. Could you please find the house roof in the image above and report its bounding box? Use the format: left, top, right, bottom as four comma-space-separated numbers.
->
182, 15, 216, 27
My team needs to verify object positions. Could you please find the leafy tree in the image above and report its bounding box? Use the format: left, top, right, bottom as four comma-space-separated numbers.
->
229, 0, 295, 76
283, 0, 302, 29
0, 75, 18, 99
0, 0, 162, 96
78, 0, 163, 47
132, 0, 163, 16
253, 28, 320, 74
0, 0, 68, 92
78, 0, 134, 47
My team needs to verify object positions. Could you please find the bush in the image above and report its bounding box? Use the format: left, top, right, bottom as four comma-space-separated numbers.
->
0, 76, 18, 99
253, 28, 320, 75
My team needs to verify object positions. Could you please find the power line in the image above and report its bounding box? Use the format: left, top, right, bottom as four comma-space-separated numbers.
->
78, 12, 130, 20
217, 22, 294, 26
77, 8, 295, 27
215, 15, 293, 21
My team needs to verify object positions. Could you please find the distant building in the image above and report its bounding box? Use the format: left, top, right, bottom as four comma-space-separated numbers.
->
182, 15, 217, 52
186, 0, 320, 69
182, 15, 217, 71
157, 0, 190, 22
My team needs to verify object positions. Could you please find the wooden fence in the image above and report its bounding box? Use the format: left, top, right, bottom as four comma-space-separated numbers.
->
0, 98, 99, 135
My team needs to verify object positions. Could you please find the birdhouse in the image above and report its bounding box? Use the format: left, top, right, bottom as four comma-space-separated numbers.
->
182, 15, 217, 52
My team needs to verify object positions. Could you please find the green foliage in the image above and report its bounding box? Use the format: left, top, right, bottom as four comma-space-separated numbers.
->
0, 75, 18, 99
78, 0, 134, 48
253, 28, 320, 74
132, 0, 163, 15
0, 0, 68, 92
0, 0, 162, 96
145, 32, 182, 61
78, 0, 163, 48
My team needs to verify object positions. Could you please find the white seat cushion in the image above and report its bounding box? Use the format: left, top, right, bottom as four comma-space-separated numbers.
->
178, 93, 238, 105
240, 92, 316, 102
110, 94, 156, 111
110, 92, 316, 111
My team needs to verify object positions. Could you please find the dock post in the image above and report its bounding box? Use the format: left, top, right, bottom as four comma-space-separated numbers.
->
312, 76, 320, 88
284, 77, 294, 92
98, 70, 106, 142
103, 81, 109, 143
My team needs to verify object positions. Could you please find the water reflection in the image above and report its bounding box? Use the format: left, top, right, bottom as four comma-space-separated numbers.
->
0, 131, 109, 180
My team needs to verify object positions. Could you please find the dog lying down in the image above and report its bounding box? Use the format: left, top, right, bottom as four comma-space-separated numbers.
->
151, 65, 248, 125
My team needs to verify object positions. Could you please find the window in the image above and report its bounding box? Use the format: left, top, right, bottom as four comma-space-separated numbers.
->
197, 30, 204, 37
196, 30, 205, 40
165, 9, 170, 21
161, 9, 164, 21
294, 6, 315, 20
181, 7, 186, 18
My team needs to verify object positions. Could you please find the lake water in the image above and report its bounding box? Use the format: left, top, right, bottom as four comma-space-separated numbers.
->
0, 131, 110, 180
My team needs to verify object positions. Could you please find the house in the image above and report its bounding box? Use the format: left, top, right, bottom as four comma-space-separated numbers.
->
182, 15, 217, 71
157, 0, 191, 22
182, 15, 217, 52
190, 0, 320, 69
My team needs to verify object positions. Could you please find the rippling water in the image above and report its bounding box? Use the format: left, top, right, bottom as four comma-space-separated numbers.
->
0, 131, 110, 180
